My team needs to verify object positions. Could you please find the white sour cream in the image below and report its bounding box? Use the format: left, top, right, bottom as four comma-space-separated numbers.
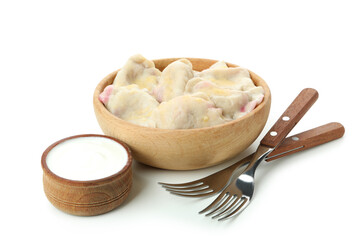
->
46, 136, 128, 181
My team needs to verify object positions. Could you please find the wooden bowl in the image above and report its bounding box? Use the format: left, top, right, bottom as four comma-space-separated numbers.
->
41, 134, 132, 216
93, 58, 271, 170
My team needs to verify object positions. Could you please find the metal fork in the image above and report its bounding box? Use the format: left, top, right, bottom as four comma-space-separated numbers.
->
159, 122, 344, 198
199, 145, 270, 220
200, 88, 319, 220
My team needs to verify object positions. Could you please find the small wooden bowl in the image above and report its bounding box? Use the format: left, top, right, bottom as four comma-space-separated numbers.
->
93, 58, 271, 170
41, 134, 132, 216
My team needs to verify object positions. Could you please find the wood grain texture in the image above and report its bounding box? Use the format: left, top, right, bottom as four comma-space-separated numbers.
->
266, 122, 345, 161
214, 122, 345, 174
260, 88, 319, 148
41, 134, 133, 216
93, 58, 271, 170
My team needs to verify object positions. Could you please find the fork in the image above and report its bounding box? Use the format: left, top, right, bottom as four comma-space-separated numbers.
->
159, 122, 344, 198
199, 88, 319, 220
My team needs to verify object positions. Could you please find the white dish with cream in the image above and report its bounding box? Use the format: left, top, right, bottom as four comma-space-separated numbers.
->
46, 136, 128, 181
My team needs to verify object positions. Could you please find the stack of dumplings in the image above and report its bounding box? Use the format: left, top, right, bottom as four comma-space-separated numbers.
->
99, 54, 264, 129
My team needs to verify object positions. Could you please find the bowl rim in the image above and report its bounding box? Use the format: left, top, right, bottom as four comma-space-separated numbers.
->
93, 57, 271, 132
41, 134, 133, 186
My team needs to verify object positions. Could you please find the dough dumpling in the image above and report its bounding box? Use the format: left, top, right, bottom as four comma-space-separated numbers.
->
197, 67, 255, 91
100, 84, 159, 127
185, 78, 249, 119
153, 59, 194, 102
209, 60, 228, 69
100, 55, 265, 129
113, 54, 161, 92
151, 95, 226, 129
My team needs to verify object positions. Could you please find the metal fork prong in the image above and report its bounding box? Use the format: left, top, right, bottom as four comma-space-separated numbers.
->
205, 195, 235, 217
199, 191, 227, 214
167, 185, 210, 194
163, 184, 208, 192
218, 196, 250, 221
169, 189, 214, 198
158, 181, 203, 189
167, 189, 214, 196
211, 196, 241, 219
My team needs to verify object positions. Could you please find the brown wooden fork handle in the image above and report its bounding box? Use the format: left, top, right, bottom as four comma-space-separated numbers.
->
261, 88, 319, 148
222, 122, 344, 175
266, 122, 345, 161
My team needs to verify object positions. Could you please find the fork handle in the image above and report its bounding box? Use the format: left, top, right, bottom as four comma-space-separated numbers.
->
226, 122, 344, 173
266, 122, 345, 161
260, 88, 319, 148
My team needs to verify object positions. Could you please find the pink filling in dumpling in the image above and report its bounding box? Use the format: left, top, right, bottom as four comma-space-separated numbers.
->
99, 85, 114, 104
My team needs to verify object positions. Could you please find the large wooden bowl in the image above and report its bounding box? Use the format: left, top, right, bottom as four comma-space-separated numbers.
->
93, 58, 271, 170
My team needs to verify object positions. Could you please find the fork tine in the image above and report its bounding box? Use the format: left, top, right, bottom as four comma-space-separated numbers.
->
211, 196, 241, 219
169, 188, 214, 198
199, 191, 227, 214
166, 185, 210, 194
218, 196, 250, 221
162, 183, 207, 192
205, 194, 234, 217
158, 181, 203, 189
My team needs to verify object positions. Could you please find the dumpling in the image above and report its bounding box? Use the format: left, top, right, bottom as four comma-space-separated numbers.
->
113, 54, 161, 92
152, 59, 194, 102
151, 94, 226, 129
234, 86, 265, 118
100, 84, 159, 127
100, 55, 265, 129
245, 85, 265, 105
197, 66, 255, 91
185, 78, 249, 119
209, 60, 228, 69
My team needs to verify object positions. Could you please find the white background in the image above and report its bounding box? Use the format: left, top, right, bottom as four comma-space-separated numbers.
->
1, 0, 359, 239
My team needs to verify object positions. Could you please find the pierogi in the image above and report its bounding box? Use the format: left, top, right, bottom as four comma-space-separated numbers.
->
153, 58, 194, 102
99, 54, 264, 129
113, 54, 161, 92
151, 94, 226, 129
99, 84, 158, 127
